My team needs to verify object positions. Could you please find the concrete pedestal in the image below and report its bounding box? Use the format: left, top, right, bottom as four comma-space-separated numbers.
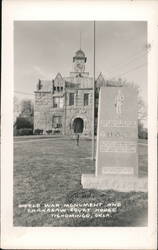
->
81, 174, 148, 192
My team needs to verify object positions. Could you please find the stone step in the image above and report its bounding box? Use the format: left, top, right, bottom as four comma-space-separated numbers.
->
81, 174, 148, 192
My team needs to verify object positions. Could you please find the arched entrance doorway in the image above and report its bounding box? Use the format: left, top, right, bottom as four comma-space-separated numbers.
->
73, 118, 84, 133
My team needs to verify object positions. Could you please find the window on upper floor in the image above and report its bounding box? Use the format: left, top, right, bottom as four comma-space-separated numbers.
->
53, 85, 64, 92
69, 93, 74, 106
53, 97, 64, 108
53, 97, 58, 108
59, 97, 64, 108
84, 93, 89, 106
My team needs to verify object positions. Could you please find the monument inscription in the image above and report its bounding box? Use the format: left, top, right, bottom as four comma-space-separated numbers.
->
96, 86, 138, 176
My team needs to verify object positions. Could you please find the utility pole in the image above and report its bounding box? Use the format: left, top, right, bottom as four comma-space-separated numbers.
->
80, 31, 82, 50
92, 21, 95, 160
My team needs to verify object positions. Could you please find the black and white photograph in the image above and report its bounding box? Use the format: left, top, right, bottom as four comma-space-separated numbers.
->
13, 21, 148, 227
1, 0, 157, 249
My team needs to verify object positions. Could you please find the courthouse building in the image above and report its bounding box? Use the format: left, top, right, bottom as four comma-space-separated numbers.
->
34, 49, 106, 136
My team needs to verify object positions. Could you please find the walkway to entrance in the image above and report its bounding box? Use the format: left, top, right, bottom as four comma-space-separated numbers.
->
73, 118, 84, 133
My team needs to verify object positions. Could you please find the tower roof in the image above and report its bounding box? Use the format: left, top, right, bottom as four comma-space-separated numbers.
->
75, 49, 85, 58
73, 49, 87, 62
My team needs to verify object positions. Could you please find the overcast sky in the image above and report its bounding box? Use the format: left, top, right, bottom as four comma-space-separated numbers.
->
14, 21, 147, 104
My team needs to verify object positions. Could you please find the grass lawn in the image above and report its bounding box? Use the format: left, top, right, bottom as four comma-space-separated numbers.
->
14, 137, 148, 227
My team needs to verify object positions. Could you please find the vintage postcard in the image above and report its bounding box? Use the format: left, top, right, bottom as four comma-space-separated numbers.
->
13, 20, 148, 226
1, 0, 157, 249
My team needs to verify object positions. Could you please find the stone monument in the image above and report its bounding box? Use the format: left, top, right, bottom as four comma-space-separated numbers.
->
81, 86, 147, 192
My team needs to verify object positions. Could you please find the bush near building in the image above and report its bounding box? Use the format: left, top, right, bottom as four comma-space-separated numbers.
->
16, 117, 33, 129
34, 129, 44, 135
138, 121, 148, 140
14, 117, 33, 136
16, 128, 33, 136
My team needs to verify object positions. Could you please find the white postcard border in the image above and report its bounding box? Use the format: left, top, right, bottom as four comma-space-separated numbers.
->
1, 0, 157, 249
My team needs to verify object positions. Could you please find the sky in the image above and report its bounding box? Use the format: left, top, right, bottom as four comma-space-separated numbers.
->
14, 21, 147, 104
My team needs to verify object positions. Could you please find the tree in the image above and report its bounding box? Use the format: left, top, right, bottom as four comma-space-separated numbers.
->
20, 99, 34, 117
15, 117, 33, 129
138, 98, 147, 121
14, 98, 34, 132
14, 96, 20, 123
138, 120, 148, 139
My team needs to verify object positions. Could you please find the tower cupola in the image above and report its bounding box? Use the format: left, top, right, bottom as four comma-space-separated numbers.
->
73, 49, 87, 73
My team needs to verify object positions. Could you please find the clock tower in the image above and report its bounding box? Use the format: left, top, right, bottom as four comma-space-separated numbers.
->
73, 49, 87, 73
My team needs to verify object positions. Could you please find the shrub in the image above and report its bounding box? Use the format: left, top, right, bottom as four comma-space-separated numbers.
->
46, 130, 52, 135
34, 129, 43, 135
138, 122, 148, 139
138, 131, 148, 140
18, 128, 33, 136
15, 117, 33, 129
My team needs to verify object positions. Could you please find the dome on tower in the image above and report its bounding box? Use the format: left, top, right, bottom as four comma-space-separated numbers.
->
73, 49, 87, 62
75, 49, 85, 58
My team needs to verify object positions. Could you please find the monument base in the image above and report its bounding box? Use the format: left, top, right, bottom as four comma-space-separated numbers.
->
81, 174, 148, 192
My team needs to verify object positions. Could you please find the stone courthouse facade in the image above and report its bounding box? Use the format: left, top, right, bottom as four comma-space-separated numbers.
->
34, 49, 104, 136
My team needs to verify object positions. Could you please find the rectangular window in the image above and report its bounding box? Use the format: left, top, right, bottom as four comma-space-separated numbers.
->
53, 97, 64, 108
54, 86, 63, 92
53, 116, 62, 128
69, 93, 74, 106
53, 97, 59, 107
84, 93, 89, 106
59, 97, 64, 108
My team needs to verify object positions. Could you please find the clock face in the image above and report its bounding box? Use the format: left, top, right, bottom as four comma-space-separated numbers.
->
75, 59, 85, 72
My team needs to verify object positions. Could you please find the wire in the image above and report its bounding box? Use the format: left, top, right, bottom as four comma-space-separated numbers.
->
15, 62, 146, 97
104, 46, 145, 70
106, 50, 148, 77
114, 62, 147, 78
15, 46, 149, 96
